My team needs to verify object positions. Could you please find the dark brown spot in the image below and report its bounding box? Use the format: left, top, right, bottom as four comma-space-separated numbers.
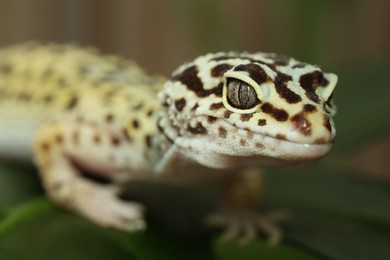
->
301, 71, 322, 90
218, 127, 227, 139
224, 110, 232, 119
132, 102, 144, 110
255, 143, 264, 148
209, 102, 224, 110
187, 122, 207, 135
323, 114, 332, 132
43, 95, 54, 103
18, 93, 32, 101
122, 128, 132, 142
306, 91, 320, 104
55, 134, 63, 144
299, 71, 323, 103
315, 138, 327, 144
162, 99, 169, 108
132, 119, 140, 129
261, 103, 289, 122
212, 83, 224, 97
291, 113, 312, 136
173, 66, 223, 97
146, 109, 154, 117
292, 63, 307, 69
211, 63, 233, 77
111, 136, 121, 146
0, 63, 12, 74
244, 57, 277, 71
66, 95, 78, 110
106, 113, 114, 123
258, 119, 267, 126
276, 134, 286, 140
93, 133, 101, 144
240, 139, 247, 146
320, 77, 330, 87
274, 73, 302, 104
145, 135, 152, 148
246, 131, 254, 139
191, 102, 199, 111
174, 98, 186, 111
303, 104, 317, 113
207, 116, 218, 124
40, 142, 50, 152
234, 63, 271, 85
240, 114, 253, 122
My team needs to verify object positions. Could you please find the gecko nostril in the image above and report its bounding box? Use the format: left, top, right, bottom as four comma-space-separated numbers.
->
290, 114, 312, 136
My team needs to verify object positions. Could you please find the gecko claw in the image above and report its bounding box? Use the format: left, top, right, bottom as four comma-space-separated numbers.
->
206, 209, 289, 246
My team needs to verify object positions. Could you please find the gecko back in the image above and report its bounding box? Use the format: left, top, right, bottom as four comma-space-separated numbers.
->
0, 42, 162, 162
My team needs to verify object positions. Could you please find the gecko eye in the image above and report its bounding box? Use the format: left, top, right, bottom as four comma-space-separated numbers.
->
226, 79, 259, 109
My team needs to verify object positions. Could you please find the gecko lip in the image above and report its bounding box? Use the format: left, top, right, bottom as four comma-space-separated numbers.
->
233, 126, 334, 161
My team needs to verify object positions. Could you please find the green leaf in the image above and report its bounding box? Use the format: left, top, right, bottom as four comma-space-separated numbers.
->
213, 238, 318, 260
112, 228, 215, 260
0, 198, 53, 239
0, 200, 132, 260
285, 210, 390, 260
266, 166, 390, 226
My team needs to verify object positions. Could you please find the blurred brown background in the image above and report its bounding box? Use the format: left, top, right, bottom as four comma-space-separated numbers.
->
0, 0, 389, 178
0, 0, 388, 76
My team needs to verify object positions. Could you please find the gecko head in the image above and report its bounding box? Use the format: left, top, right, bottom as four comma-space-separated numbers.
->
158, 52, 338, 169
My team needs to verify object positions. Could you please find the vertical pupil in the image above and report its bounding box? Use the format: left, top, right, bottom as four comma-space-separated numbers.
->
226, 79, 258, 109
239, 84, 250, 106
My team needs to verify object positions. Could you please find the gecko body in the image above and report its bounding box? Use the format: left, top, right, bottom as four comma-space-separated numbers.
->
0, 42, 337, 243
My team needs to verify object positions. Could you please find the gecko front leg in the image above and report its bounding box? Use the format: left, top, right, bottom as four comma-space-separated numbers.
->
206, 168, 289, 245
33, 122, 145, 232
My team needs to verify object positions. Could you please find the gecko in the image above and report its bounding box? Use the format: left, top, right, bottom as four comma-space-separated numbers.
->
0, 42, 337, 245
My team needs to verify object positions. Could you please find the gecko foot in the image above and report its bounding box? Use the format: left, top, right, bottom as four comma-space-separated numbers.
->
62, 185, 146, 232
206, 208, 289, 246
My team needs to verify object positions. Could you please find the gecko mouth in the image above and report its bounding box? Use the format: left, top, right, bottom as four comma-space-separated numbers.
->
176, 126, 333, 170
233, 126, 334, 161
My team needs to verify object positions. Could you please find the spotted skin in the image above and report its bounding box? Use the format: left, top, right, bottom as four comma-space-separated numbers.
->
0, 43, 337, 244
